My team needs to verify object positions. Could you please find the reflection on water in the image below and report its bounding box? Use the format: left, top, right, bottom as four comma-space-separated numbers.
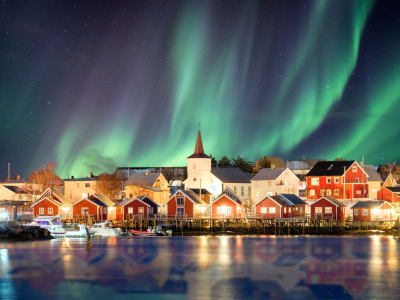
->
1, 235, 400, 299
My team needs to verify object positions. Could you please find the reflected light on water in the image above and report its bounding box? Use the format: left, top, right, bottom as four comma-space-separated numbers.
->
218, 236, 231, 265
0, 248, 16, 300
198, 236, 209, 266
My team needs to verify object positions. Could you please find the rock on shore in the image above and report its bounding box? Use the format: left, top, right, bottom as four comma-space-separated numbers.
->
0, 224, 52, 241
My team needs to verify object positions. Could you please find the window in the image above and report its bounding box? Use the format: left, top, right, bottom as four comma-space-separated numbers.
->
248, 187, 251, 196
288, 207, 291, 213
355, 178, 359, 183
241, 186, 244, 197
325, 207, 332, 214
284, 207, 287, 213
326, 189, 332, 196
85, 183, 90, 188
354, 209, 358, 216
362, 209, 368, 216
81, 207, 89, 215
39, 207, 44, 215
128, 207, 133, 214
103, 207, 107, 213
177, 207, 184, 215
309, 189, 315, 196
334, 177, 339, 184
320, 190, 325, 197
48, 207, 53, 214
327, 178, 331, 184
217, 206, 232, 214
269, 207, 276, 213
129, 194, 133, 198
311, 178, 320, 186
260, 207, 267, 214
334, 189, 340, 196
352, 166, 357, 172
234, 186, 237, 193
299, 207, 303, 214
138, 207, 144, 214
315, 207, 323, 214
177, 197, 184, 205
356, 190, 361, 195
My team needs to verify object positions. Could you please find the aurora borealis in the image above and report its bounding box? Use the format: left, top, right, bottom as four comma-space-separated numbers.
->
1, 0, 400, 178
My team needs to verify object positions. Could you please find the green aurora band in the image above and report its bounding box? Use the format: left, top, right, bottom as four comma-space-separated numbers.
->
46, 0, 400, 178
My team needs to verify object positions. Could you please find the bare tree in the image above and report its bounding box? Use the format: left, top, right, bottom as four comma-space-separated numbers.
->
94, 172, 124, 203
254, 156, 271, 173
28, 161, 63, 194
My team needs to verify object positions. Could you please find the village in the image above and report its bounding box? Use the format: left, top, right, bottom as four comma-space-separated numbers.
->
1, 130, 400, 232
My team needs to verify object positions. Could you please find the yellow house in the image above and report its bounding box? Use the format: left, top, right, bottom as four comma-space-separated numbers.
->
383, 173, 398, 188
363, 165, 383, 199
64, 175, 98, 203
124, 171, 170, 206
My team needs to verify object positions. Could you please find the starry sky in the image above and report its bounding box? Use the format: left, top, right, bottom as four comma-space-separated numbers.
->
1, 0, 400, 178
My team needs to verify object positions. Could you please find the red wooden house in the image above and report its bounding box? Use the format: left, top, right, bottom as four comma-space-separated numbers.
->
306, 161, 369, 201
280, 194, 307, 217
211, 188, 243, 219
31, 188, 71, 218
115, 198, 151, 221
377, 187, 400, 205
72, 194, 113, 220
167, 189, 207, 218
310, 197, 346, 220
352, 200, 396, 222
254, 195, 293, 218
137, 196, 159, 214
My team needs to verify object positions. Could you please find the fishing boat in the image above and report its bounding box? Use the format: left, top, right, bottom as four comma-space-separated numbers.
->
89, 221, 122, 237
29, 216, 66, 236
130, 230, 157, 236
63, 224, 89, 239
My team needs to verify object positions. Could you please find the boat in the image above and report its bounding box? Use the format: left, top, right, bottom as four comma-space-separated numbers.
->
29, 216, 66, 236
89, 221, 122, 237
130, 230, 157, 236
62, 224, 90, 239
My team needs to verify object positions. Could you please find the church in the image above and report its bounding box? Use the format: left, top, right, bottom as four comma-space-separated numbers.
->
184, 130, 252, 205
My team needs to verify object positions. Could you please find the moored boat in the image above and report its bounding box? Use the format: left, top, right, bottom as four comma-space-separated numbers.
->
89, 221, 121, 237
29, 215, 66, 236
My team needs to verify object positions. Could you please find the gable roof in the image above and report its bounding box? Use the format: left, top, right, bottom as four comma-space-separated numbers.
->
137, 195, 160, 207
286, 160, 312, 170
167, 189, 203, 205
385, 187, 400, 193
211, 168, 251, 183
363, 165, 382, 181
188, 130, 210, 159
73, 194, 113, 207
2, 185, 27, 194
351, 200, 393, 209
314, 197, 346, 207
125, 172, 162, 187
213, 188, 242, 205
252, 168, 288, 181
306, 161, 355, 176
31, 188, 67, 207
270, 195, 294, 207
116, 197, 150, 207
383, 173, 398, 186
188, 188, 211, 195
279, 194, 307, 205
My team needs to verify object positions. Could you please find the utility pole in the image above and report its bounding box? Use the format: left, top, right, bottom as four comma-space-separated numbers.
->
7, 163, 10, 181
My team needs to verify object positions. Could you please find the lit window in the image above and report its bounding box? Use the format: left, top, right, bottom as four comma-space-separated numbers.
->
260, 207, 267, 214
269, 207, 276, 213
241, 186, 244, 196
299, 207, 303, 213
320, 190, 325, 197
315, 207, 322, 214
352, 166, 357, 172
85, 183, 90, 188
311, 178, 319, 186
354, 209, 359, 216
326, 189, 332, 196
138, 207, 144, 214
217, 206, 232, 214
327, 178, 331, 184
39, 207, 44, 215
48, 207, 53, 214
334, 177, 339, 184
284, 207, 287, 213
325, 207, 332, 214
334, 189, 340, 196
309, 189, 315, 196
362, 209, 368, 216
356, 190, 361, 195
234, 186, 237, 193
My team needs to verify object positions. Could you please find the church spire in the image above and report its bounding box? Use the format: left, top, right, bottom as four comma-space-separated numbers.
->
188, 130, 210, 158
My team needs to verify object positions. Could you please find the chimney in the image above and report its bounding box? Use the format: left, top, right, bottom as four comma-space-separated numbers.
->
17, 175, 21, 180
71, 176, 75, 179
145, 169, 149, 176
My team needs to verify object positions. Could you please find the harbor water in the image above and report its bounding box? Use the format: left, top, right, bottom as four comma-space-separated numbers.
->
1, 235, 400, 299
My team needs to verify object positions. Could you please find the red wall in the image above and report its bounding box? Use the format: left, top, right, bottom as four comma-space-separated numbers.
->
377, 188, 400, 202
141, 198, 158, 214
353, 203, 394, 222
211, 195, 240, 218
167, 194, 195, 217
307, 163, 368, 200
255, 197, 281, 218
123, 200, 148, 219
33, 199, 59, 216
73, 199, 107, 220
311, 198, 345, 220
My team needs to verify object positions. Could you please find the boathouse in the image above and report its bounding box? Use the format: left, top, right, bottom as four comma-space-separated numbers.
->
351, 200, 396, 222
310, 197, 346, 220
211, 188, 243, 219
31, 188, 71, 218
254, 195, 293, 218
377, 187, 400, 205
279, 194, 307, 217
167, 189, 207, 218
72, 194, 113, 220
115, 197, 151, 220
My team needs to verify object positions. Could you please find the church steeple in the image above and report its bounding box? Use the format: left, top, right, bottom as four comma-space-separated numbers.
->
188, 130, 210, 158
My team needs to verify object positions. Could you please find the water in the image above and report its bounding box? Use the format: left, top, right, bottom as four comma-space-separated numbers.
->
1, 235, 400, 300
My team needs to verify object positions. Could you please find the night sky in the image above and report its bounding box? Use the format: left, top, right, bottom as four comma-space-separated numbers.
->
1, 0, 400, 178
